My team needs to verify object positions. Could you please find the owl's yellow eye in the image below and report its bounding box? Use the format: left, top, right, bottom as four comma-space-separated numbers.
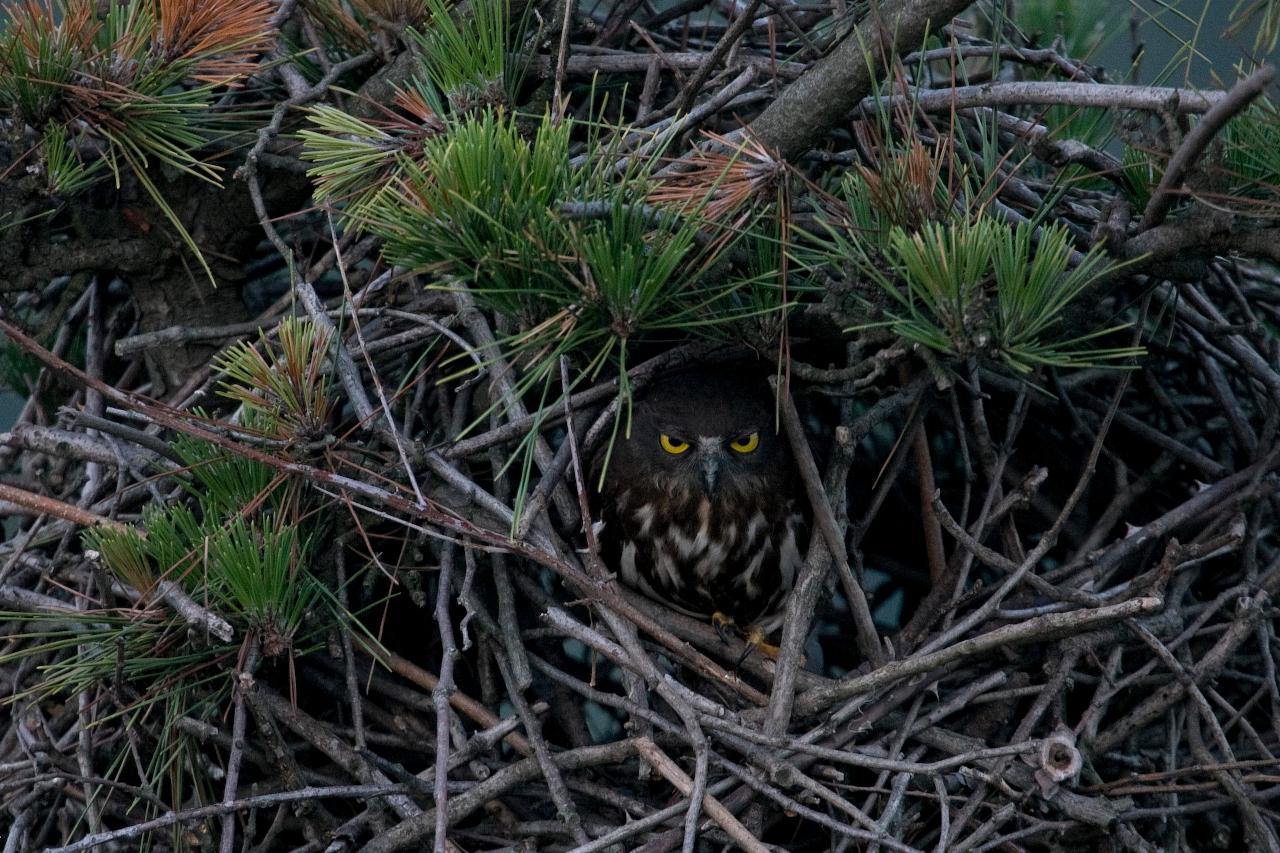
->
729, 433, 760, 453
659, 434, 690, 455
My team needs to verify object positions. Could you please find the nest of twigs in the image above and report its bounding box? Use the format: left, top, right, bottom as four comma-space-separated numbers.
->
2, 261, 1279, 852
3, 0, 1280, 849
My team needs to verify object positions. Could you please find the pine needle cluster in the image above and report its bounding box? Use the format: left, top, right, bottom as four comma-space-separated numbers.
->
0, 0, 275, 275
4, 320, 340, 825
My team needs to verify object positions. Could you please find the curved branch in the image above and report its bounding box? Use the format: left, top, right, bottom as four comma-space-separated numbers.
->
1140, 65, 1275, 230
745, 0, 983, 160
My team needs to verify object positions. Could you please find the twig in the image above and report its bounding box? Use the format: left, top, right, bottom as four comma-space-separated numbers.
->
0, 482, 127, 531
47, 785, 410, 853
793, 597, 1162, 716
1140, 65, 1275, 230
432, 546, 461, 853
770, 376, 883, 668
634, 737, 770, 853
218, 639, 260, 853
676, 0, 765, 115
361, 741, 641, 853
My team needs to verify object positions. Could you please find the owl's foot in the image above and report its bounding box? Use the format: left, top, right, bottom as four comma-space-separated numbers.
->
742, 625, 782, 661
711, 611, 736, 645
712, 613, 785, 664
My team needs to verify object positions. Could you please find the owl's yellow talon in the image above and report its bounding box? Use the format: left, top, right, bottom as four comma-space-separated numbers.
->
743, 625, 782, 661
711, 611, 736, 644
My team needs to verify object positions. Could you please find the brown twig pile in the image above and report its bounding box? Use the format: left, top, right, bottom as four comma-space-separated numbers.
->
3, 0, 1280, 851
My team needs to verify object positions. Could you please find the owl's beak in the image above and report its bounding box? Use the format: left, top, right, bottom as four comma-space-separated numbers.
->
700, 454, 720, 495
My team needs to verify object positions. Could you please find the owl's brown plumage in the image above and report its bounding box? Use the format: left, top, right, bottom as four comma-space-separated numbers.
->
595, 369, 807, 632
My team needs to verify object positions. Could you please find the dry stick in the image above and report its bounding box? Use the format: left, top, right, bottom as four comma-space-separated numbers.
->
516, 421, 578, 542
909, 724, 1141, 837
557, 359, 653, 745
621, 586, 827, 689
1079, 443, 1280, 581
641, 0, 715, 29
1185, 707, 1279, 853
853, 80, 1227, 122
963, 366, 1030, 569
1129, 622, 1280, 852
73, 596, 102, 839
59, 412, 181, 464
485, 446, 534, 692
933, 774, 951, 851
640, 66, 758, 168
1140, 65, 1275, 230
903, 671, 1010, 742
708, 708, 1040, 777
676, 0, 764, 115
930, 494, 1105, 608
218, 639, 260, 853
760, 0, 822, 58
1077, 571, 1241, 734
361, 740, 641, 853
240, 50, 376, 263
634, 737, 770, 853
104, 572, 238, 643
628, 22, 688, 89
770, 376, 882, 667
326, 216, 428, 505
949, 647, 1084, 848
899, 363, 946, 585
714, 754, 922, 851
0, 482, 126, 531
637, 56, 661, 124
431, 702, 545, 776
353, 635, 532, 757
115, 318, 288, 357
44, 784, 413, 853
708, 733, 901, 846
918, 372, 1129, 657
1093, 561, 1280, 754
332, 547, 366, 751
922, 35, 1101, 80
79, 278, 105, 523
249, 684, 422, 820
1171, 280, 1280, 404
494, 651, 592, 846
551, 0, 574, 118
871, 744, 927, 851
163, 239, 381, 413
449, 288, 573, 532
792, 596, 1161, 717
291, 277, 371, 422
5, 808, 35, 853
568, 781, 741, 853
431, 546, 461, 853
862, 684, 926, 831
525, 642, 681, 736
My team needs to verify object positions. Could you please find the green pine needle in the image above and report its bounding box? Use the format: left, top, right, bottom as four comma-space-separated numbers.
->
410, 0, 516, 112
213, 317, 335, 441
838, 215, 1142, 373
210, 518, 317, 657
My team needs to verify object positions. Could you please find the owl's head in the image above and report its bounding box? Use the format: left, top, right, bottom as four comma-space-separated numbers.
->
612, 369, 790, 500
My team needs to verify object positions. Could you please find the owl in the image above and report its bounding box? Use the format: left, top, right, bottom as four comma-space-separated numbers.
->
594, 369, 807, 641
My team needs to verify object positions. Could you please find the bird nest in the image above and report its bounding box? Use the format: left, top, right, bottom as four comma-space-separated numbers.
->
2, 278, 1278, 852
2, 1, 1279, 849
